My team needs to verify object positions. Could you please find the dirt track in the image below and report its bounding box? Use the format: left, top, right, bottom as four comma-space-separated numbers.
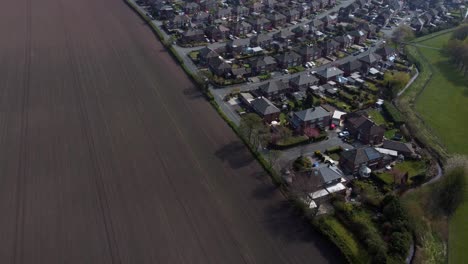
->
0, 0, 342, 263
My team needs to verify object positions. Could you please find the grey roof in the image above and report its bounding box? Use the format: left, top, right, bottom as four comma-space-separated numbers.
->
339, 59, 362, 72
259, 80, 287, 94
290, 74, 319, 86
268, 12, 286, 21
309, 19, 324, 28
349, 30, 366, 37
316, 67, 344, 78
340, 146, 383, 165
275, 51, 301, 63
298, 46, 322, 56
229, 38, 251, 47
382, 140, 414, 154
274, 30, 295, 39
263, 56, 276, 65
334, 35, 353, 44
199, 47, 219, 59
251, 33, 272, 44
251, 97, 280, 116
313, 165, 343, 184
359, 53, 381, 64
375, 45, 396, 57
293, 106, 330, 122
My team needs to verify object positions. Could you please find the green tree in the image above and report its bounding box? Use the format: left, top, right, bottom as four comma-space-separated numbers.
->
391, 25, 415, 49
239, 113, 264, 144
431, 166, 467, 217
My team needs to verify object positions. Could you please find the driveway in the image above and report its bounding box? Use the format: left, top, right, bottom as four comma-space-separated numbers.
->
277, 130, 354, 167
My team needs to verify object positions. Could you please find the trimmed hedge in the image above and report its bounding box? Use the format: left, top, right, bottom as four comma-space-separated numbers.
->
270, 135, 309, 150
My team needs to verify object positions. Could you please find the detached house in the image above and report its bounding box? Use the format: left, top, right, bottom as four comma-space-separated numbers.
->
233, 6, 250, 17
275, 51, 302, 68
198, 47, 219, 65
344, 113, 385, 145
184, 2, 200, 14
339, 60, 363, 76
273, 30, 295, 43
340, 147, 385, 174
290, 106, 332, 132
250, 97, 281, 123
309, 19, 324, 32
359, 53, 382, 72
382, 140, 416, 158
181, 29, 205, 44
209, 57, 232, 77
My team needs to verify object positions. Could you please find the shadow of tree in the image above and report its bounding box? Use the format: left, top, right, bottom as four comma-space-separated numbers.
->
182, 87, 204, 100
434, 60, 468, 95
215, 141, 254, 169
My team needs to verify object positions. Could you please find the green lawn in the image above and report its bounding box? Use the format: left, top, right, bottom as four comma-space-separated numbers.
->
406, 31, 468, 264
376, 160, 426, 185
368, 109, 387, 126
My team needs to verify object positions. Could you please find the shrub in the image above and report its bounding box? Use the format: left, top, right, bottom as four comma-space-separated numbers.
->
326, 146, 343, 154
293, 156, 312, 171
382, 102, 404, 125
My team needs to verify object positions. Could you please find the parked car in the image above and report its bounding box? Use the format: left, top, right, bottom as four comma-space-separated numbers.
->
338, 131, 350, 138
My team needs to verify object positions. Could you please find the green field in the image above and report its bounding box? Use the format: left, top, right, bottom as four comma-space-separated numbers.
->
406, 31, 468, 264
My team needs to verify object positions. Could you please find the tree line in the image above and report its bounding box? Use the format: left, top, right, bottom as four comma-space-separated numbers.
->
445, 24, 468, 76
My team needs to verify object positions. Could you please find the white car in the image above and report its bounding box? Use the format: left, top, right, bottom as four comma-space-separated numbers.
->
338, 131, 350, 138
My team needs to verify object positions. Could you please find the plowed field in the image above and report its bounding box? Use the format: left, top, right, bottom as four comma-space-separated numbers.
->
0, 0, 340, 263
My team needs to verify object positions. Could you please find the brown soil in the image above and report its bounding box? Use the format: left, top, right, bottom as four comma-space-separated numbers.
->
0, 0, 342, 263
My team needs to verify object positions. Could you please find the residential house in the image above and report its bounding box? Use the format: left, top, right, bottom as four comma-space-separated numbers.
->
358, 23, 377, 38
230, 21, 252, 36
289, 74, 319, 91
216, 8, 233, 19
267, 12, 287, 28
200, 0, 217, 11
250, 34, 274, 49
166, 15, 191, 29
375, 45, 397, 61
298, 5, 311, 18
205, 25, 230, 41
339, 59, 364, 76
312, 165, 344, 186
275, 51, 302, 68
410, 17, 425, 31
344, 113, 385, 145
356, 0, 370, 7
339, 146, 385, 174
198, 47, 219, 65
334, 35, 353, 49
250, 56, 277, 75
375, 10, 392, 26
231, 67, 251, 79
233, 6, 250, 17
297, 46, 322, 63
292, 26, 308, 38
290, 106, 332, 132
321, 39, 340, 57
180, 29, 205, 44
192, 12, 210, 24
359, 53, 382, 72
250, 97, 281, 123
249, 2, 264, 13
321, 15, 337, 27
349, 30, 367, 45
309, 19, 324, 32
258, 80, 289, 98
420, 13, 434, 25
208, 57, 232, 77
316, 67, 344, 84
184, 2, 200, 14
273, 30, 295, 43
382, 140, 416, 158
227, 38, 251, 55
310, 1, 320, 12
281, 9, 300, 23
249, 17, 271, 32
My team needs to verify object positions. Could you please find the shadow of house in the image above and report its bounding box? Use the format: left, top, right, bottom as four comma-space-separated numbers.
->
344, 113, 385, 145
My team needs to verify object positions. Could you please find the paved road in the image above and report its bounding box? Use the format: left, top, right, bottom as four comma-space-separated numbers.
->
0, 0, 343, 263
278, 130, 354, 167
